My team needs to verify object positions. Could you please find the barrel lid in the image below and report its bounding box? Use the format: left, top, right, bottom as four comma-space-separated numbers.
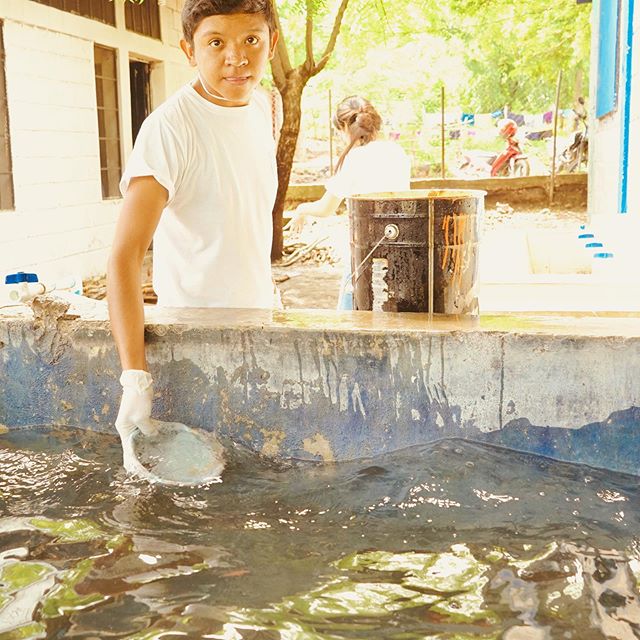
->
348, 189, 487, 201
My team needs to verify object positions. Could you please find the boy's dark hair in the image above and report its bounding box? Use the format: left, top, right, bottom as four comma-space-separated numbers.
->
182, 0, 276, 43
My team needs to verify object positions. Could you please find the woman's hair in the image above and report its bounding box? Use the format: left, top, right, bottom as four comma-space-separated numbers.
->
333, 96, 382, 173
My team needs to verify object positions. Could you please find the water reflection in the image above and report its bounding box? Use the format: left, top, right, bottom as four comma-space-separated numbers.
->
1, 428, 640, 638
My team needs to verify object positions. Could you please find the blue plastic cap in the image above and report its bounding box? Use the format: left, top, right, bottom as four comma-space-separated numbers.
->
594, 252, 614, 259
5, 272, 39, 284
585, 242, 604, 248
578, 233, 595, 239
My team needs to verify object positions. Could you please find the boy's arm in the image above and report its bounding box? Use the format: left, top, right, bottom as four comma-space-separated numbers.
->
107, 176, 168, 371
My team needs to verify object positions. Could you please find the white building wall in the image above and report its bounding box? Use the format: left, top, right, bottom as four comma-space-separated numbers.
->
0, 0, 193, 284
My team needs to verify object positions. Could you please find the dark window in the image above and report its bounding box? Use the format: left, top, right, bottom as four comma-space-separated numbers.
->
129, 60, 151, 143
31, 0, 116, 26
125, 0, 161, 40
0, 22, 14, 210
94, 45, 122, 199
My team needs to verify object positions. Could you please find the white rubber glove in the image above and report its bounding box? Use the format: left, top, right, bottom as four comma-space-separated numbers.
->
115, 370, 159, 440
115, 370, 160, 474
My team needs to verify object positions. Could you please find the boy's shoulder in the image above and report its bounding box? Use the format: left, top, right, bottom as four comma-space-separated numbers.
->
252, 86, 271, 113
144, 84, 194, 129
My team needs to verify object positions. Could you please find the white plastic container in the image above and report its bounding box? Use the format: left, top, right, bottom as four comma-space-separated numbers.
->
1, 271, 84, 307
2, 272, 46, 305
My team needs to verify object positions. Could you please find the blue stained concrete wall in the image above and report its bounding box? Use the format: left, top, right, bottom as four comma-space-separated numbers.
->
2, 306, 640, 475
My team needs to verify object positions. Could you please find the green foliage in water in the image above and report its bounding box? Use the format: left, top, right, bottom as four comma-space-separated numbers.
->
0, 561, 54, 639
0, 561, 54, 592
40, 558, 109, 619
337, 545, 497, 624
0, 621, 48, 639
28, 517, 111, 544
206, 544, 499, 638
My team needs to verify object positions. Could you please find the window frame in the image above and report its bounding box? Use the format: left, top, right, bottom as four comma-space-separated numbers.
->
94, 44, 123, 200
31, 0, 116, 27
0, 20, 14, 211
125, 0, 162, 40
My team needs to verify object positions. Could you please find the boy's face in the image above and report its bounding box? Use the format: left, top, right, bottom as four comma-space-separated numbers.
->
181, 13, 278, 108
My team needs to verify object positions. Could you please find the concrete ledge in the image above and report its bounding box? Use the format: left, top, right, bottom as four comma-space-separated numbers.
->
1, 303, 639, 474
287, 174, 587, 207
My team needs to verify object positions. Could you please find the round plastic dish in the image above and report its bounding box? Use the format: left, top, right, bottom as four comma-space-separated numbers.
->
128, 422, 225, 486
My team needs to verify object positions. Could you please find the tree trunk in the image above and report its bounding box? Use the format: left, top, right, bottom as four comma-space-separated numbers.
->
269, 0, 352, 260
271, 70, 307, 261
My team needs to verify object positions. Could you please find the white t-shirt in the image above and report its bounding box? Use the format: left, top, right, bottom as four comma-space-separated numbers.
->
120, 83, 277, 308
325, 140, 411, 199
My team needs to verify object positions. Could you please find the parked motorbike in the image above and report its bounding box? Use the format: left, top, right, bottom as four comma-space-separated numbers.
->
457, 119, 530, 178
556, 117, 588, 173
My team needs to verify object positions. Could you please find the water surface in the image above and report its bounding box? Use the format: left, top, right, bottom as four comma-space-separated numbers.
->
1, 426, 639, 639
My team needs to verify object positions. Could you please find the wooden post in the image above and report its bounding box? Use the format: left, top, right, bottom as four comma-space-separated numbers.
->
550, 70, 563, 205
440, 85, 446, 179
328, 89, 334, 175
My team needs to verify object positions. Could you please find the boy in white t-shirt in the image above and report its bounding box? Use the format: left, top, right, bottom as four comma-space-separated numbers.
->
107, 0, 279, 468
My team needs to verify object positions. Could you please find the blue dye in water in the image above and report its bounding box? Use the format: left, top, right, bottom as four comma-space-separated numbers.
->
1, 426, 639, 638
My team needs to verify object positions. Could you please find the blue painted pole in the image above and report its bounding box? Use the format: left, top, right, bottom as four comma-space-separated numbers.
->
619, 0, 635, 214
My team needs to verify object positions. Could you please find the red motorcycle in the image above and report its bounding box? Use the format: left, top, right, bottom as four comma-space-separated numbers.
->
458, 118, 530, 178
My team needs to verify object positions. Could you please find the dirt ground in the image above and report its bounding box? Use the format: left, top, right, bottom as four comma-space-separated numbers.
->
84, 202, 587, 310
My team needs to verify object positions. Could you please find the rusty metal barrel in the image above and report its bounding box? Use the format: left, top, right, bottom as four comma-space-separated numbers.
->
347, 189, 485, 314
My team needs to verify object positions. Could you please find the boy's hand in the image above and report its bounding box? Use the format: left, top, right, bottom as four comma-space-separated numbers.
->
115, 370, 159, 441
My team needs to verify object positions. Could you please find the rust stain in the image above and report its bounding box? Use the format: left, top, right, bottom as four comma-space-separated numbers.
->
441, 212, 468, 291
218, 387, 261, 431
260, 429, 286, 457
302, 433, 335, 462
222, 569, 250, 578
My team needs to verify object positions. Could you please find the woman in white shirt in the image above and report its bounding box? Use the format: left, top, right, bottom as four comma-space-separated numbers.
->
287, 95, 411, 308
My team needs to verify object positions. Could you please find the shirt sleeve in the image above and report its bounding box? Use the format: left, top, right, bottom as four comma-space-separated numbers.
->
119, 114, 185, 204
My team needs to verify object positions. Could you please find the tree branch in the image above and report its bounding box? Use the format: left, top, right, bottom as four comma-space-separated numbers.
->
305, 0, 314, 69
312, 0, 351, 76
271, 53, 287, 91
272, 2, 293, 76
